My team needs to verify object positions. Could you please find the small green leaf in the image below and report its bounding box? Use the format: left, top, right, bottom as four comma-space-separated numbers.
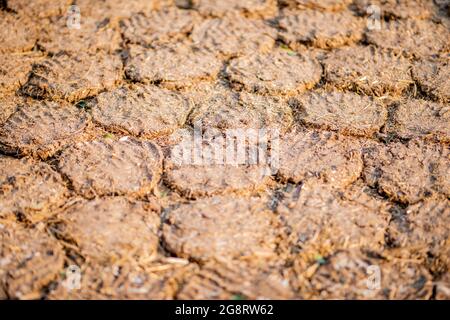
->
231, 294, 246, 300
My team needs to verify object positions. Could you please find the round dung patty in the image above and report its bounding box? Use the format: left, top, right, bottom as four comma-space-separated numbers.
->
58, 138, 163, 198
0, 221, 65, 299
323, 46, 413, 96
162, 196, 280, 261
292, 90, 387, 137
366, 19, 449, 57
93, 85, 191, 138
0, 52, 43, 96
120, 8, 199, 46
0, 12, 38, 53
389, 99, 449, 143
363, 139, 449, 204
0, 100, 89, 159
54, 197, 161, 263
277, 182, 389, 257
298, 249, 433, 299
279, 9, 364, 49
191, 14, 276, 56
227, 48, 322, 95
22, 51, 122, 102
278, 129, 363, 187
125, 44, 222, 89
412, 57, 450, 102
0, 156, 68, 223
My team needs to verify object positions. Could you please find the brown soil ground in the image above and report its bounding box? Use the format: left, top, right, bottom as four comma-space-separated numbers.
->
0, 0, 449, 300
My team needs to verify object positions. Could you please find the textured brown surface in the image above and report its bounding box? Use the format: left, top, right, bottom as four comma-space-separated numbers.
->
227, 48, 322, 95
0, 156, 68, 223
296, 249, 433, 299
292, 90, 387, 136
23, 51, 122, 102
51, 197, 161, 263
188, 83, 294, 133
93, 84, 191, 138
178, 259, 294, 299
388, 197, 449, 257
277, 182, 389, 258
412, 57, 450, 102
192, 0, 278, 18
125, 44, 222, 88
164, 129, 273, 198
354, 0, 437, 20
323, 46, 413, 96
0, 101, 89, 159
162, 196, 280, 261
389, 99, 450, 143
278, 129, 363, 187
0, 221, 65, 299
191, 14, 277, 56
363, 139, 449, 204
38, 15, 121, 54
58, 138, 163, 198
0, 52, 44, 96
366, 19, 449, 57
279, 9, 364, 49
121, 8, 199, 46
281, 0, 352, 11
6, 0, 71, 19
1, 1, 449, 300
0, 12, 38, 53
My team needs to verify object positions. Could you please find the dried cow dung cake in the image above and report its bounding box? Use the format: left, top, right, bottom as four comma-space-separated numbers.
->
23, 51, 122, 102
292, 91, 387, 137
388, 197, 449, 256
191, 14, 276, 56
279, 9, 364, 49
162, 196, 280, 261
192, 0, 278, 18
58, 138, 163, 198
75, 0, 160, 19
366, 19, 449, 57
0, 52, 44, 96
0, 157, 68, 223
38, 15, 121, 54
389, 99, 450, 143
363, 139, 449, 204
412, 57, 450, 102
0, 95, 20, 125
125, 44, 222, 88
120, 8, 199, 46
353, 0, 436, 20
178, 259, 294, 300
48, 261, 191, 299
52, 197, 161, 263
323, 46, 413, 96
227, 48, 322, 95
7, 0, 72, 19
93, 85, 191, 138
188, 84, 293, 133
0, 101, 89, 159
164, 130, 273, 198
277, 182, 389, 257
0, 12, 38, 53
278, 129, 363, 187
0, 221, 65, 299
279, 0, 353, 11
297, 249, 433, 299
